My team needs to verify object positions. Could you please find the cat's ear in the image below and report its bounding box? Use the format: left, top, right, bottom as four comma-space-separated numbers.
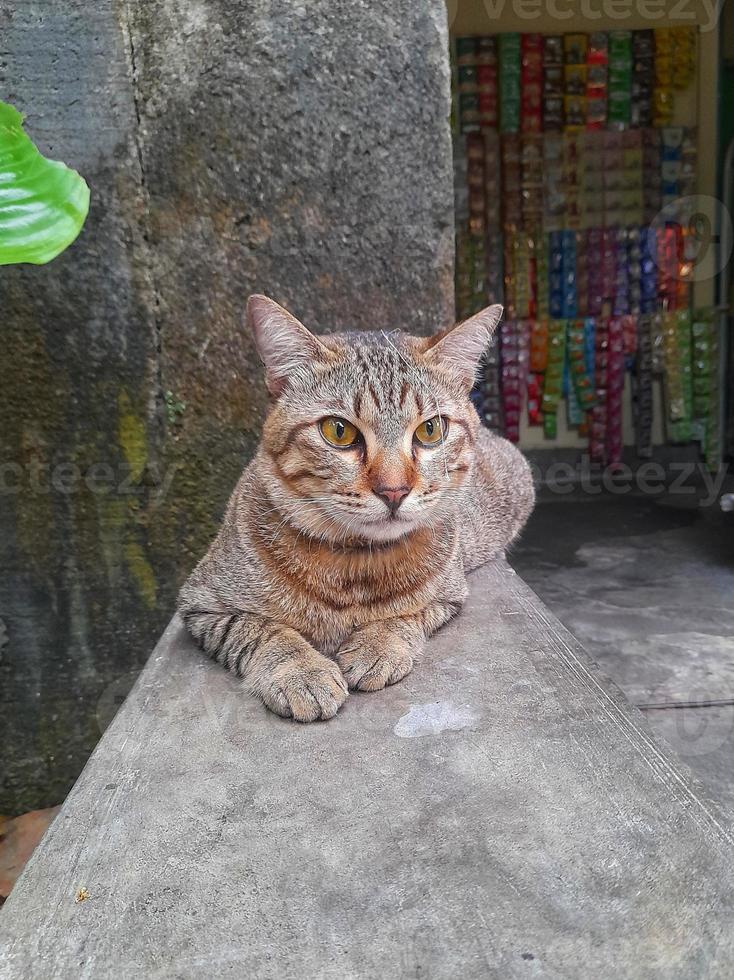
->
423, 304, 503, 388
246, 294, 333, 396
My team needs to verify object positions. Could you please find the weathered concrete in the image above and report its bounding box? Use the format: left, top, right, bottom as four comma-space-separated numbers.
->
131, 0, 455, 576
0, 0, 454, 812
511, 492, 734, 815
2, 561, 733, 979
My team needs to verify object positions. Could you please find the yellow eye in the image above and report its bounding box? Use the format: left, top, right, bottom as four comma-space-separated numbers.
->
414, 416, 446, 447
319, 417, 360, 448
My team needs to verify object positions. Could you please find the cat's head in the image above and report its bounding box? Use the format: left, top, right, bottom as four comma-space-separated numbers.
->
248, 295, 502, 544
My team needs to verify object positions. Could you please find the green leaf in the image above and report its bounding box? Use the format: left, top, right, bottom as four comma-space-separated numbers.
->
0, 100, 90, 266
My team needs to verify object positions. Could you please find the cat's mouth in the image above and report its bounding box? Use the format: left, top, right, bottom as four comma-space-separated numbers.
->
357, 510, 420, 543
371, 508, 413, 525
386, 511, 416, 527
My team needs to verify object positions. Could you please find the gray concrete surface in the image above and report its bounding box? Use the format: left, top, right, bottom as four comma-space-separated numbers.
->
1, 0, 454, 813
511, 491, 734, 816
2, 561, 733, 979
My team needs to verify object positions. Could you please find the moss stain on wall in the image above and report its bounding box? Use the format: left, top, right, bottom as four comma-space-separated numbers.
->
118, 389, 148, 484
123, 539, 158, 609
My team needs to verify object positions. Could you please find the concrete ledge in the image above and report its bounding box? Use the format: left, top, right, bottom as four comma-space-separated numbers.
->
2, 561, 733, 978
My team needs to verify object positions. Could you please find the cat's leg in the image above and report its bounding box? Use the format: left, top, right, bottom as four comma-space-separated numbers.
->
182, 609, 348, 721
336, 600, 463, 692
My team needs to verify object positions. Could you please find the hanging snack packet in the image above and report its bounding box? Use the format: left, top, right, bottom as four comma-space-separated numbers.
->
543, 35, 564, 131
633, 313, 654, 458
632, 30, 654, 128
586, 32, 608, 130
499, 33, 522, 133
608, 31, 632, 129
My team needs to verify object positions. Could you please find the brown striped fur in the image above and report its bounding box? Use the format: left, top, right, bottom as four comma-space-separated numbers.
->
178, 296, 535, 721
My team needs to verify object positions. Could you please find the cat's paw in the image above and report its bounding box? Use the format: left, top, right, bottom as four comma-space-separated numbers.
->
336, 636, 414, 692
252, 653, 348, 722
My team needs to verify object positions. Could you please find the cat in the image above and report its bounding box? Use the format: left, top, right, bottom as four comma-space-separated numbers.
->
178, 295, 535, 722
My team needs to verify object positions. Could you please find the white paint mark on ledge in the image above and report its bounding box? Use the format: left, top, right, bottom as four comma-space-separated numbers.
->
394, 702, 478, 738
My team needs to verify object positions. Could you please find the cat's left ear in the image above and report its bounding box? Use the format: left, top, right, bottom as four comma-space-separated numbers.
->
423, 304, 503, 388
247, 294, 334, 396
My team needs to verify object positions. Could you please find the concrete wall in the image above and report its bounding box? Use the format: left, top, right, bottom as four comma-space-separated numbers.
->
0, 0, 454, 813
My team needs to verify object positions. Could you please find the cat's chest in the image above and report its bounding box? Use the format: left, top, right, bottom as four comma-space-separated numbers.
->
247, 518, 463, 651
261, 555, 461, 654
280, 584, 436, 655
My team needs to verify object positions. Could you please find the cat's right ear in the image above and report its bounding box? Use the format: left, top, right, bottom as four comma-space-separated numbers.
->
422, 304, 503, 388
246, 294, 333, 397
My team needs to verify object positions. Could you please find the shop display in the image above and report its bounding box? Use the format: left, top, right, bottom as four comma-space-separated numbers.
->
453, 26, 714, 467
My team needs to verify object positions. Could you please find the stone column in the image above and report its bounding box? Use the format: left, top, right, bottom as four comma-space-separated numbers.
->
0, 0, 454, 811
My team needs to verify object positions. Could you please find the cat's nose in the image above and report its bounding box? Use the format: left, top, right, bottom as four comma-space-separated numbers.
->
374, 485, 410, 513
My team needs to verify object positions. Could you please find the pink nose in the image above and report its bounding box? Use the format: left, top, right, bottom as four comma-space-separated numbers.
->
374, 485, 410, 513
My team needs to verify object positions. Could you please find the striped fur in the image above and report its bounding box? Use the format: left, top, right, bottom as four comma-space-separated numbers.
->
178, 297, 535, 722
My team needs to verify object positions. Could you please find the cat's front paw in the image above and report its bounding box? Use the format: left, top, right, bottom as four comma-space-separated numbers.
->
252, 653, 348, 722
336, 635, 414, 692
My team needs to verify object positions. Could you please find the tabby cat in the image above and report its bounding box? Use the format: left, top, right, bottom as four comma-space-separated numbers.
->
178, 295, 535, 722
